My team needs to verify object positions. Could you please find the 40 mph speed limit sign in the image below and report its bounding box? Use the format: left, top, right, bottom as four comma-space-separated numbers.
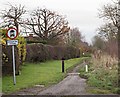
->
6, 28, 18, 40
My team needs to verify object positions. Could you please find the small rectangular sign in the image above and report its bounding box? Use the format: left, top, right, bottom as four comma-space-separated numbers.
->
7, 40, 18, 46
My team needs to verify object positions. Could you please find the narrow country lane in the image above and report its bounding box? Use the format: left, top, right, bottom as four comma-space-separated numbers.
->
11, 62, 89, 95
38, 63, 88, 95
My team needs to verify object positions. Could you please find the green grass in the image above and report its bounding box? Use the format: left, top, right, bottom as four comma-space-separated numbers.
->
0, 78, 2, 93
79, 65, 113, 94
86, 88, 111, 94
2, 57, 86, 94
79, 58, 118, 94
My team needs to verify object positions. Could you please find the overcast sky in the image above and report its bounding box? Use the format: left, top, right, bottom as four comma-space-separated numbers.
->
0, 0, 112, 44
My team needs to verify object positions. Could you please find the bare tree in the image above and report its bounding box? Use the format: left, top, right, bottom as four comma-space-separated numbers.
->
99, 0, 119, 25
98, 0, 120, 40
25, 8, 70, 44
92, 35, 106, 50
64, 27, 82, 47
98, 23, 118, 40
118, 0, 120, 89
1, 4, 26, 30
97, 0, 119, 57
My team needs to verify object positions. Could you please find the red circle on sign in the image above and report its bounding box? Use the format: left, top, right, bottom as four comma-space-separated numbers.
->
6, 28, 18, 40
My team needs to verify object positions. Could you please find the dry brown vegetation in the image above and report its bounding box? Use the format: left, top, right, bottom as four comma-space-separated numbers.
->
87, 51, 119, 93
92, 51, 118, 70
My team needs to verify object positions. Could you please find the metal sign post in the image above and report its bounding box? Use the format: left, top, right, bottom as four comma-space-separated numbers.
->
6, 27, 18, 85
12, 45, 16, 85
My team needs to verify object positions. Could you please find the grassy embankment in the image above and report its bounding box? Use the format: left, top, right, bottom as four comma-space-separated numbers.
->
0, 78, 2, 93
3, 57, 87, 94
79, 54, 119, 94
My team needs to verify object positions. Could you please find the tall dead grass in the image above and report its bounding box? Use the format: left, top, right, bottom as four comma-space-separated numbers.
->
90, 52, 118, 89
91, 52, 118, 70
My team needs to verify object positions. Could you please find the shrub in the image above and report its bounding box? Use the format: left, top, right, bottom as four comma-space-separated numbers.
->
89, 54, 118, 92
79, 53, 118, 94
17, 36, 26, 64
26, 43, 80, 62
1, 28, 26, 75
2, 45, 20, 75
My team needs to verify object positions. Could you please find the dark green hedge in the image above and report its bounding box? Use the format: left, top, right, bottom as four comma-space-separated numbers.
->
26, 43, 80, 62
26, 40, 47, 44
2, 45, 20, 75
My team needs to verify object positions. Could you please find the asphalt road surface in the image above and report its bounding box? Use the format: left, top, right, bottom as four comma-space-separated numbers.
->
38, 63, 88, 95
11, 62, 88, 95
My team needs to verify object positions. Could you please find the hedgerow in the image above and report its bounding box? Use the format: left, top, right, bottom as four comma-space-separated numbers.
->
26, 43, 80, 62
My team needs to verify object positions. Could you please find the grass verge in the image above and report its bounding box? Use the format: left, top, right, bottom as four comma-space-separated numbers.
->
79, 55, 119, 94
2, 57, 86, 94
0, 78, 2, 93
